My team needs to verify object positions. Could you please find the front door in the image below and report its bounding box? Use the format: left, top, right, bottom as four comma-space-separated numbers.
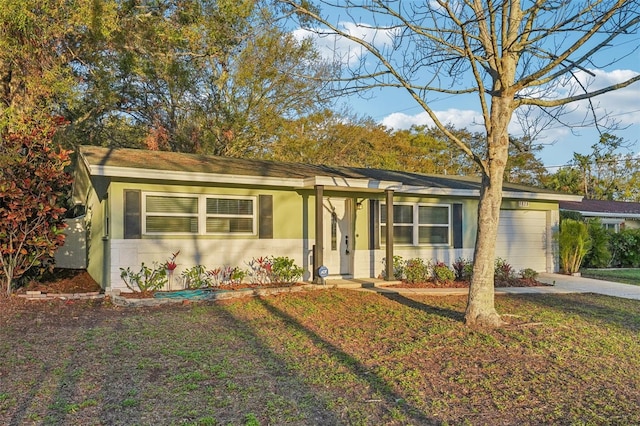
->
323, 198, 353, 277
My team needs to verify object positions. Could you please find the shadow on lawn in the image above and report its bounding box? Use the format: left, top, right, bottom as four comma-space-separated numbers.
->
255, 297, 440, 425
513, 293, 640, 332
378, 292, 465, 323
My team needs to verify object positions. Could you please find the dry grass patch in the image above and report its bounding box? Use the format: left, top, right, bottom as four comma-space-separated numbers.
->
1, 290, 639, 425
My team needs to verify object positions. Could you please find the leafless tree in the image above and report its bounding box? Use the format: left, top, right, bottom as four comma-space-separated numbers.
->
281, 0, 640, 327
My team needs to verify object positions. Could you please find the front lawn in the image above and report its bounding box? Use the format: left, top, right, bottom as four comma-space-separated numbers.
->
1, 290, 639, 425
581, 268, 640, 285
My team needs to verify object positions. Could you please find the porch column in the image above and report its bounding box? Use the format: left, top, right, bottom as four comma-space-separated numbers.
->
313, 185, 324, 283
385, 189, 394, 280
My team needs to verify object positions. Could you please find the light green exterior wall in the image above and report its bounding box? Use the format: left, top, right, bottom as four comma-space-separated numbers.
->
81, 174, 562, 289
104, 180, 558, 250
108, 181, 313, 240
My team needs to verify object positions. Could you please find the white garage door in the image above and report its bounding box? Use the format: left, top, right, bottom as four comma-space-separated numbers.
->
496, 210, 548, 272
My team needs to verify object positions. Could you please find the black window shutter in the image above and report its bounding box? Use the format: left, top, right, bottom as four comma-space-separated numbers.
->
369, 199, 380, 250
259, 195, 273, 239
452, 203, 463, 249
124, 190, 142, 239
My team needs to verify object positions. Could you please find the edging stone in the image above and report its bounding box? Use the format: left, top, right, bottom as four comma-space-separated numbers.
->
17, 291, 104, 301
111, 283, 324, 307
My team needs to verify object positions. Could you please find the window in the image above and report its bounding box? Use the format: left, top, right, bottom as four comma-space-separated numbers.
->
142, 193, 255, 235
601, 219, 623, 233
381, 203, 450, 246
206, 198, 254, 233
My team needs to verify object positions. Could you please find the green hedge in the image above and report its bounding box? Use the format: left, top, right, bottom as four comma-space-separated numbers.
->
609, 229, 640, 268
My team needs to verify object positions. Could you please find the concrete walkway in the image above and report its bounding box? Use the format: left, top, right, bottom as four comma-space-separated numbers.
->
331, 273, 640, 300
535, 272, 640, 300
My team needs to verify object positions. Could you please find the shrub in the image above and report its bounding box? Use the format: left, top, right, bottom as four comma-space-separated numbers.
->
246, 256, 303, 285
494, 257, 515, 281
609, 229, 640, 267
582, 218, 611, 268
120, 263, 167, 292
432, 261, 455, 283
207, 266, 236, 286
270, 256, 303, 284
230, 267, 247, 284
0, 117, 72, 295
247, 256, 273, 284
452, 257, 473, 281
382, 255, 404, 280
557, 218, 591, 274
181, 265, 211, 289
404, 258, 431, 283
519, 268, 538, 280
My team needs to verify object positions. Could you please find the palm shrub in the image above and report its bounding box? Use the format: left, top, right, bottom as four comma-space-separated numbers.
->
557, 218, 592, 274
582, 218, 612, 268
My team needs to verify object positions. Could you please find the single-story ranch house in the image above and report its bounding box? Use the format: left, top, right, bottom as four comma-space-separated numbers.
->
70, 146, 582, 293
559, 199, 640, 233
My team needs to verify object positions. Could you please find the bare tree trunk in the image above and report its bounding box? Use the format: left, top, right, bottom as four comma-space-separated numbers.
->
2, 264, 14, 296
465, 96, 511, 328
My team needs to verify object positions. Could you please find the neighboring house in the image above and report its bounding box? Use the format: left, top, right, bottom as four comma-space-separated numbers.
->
70, 146, 581, 293
559, 199, 640, 232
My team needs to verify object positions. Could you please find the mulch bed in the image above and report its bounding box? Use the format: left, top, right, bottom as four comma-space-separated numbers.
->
20, 269, 102, 294
386, 277, 548, 288
9, 269, 548, 301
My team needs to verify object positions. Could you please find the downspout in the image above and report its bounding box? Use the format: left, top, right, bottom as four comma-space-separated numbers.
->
314, 185, 324, 283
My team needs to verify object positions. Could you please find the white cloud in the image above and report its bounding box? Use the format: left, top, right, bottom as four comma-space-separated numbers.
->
292, 21, 399, 67
381, 69, 640, 138
539, 68, 640, 127
381, 109, 484, 130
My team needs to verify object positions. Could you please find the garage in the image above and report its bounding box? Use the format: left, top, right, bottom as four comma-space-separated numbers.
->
496, 210, 549, 272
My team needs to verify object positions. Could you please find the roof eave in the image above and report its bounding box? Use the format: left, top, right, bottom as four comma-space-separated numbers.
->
89, 165, 306, 188
562, 210, 640, 219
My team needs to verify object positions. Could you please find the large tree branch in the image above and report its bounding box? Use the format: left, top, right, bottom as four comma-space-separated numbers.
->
517, 74, 640, 107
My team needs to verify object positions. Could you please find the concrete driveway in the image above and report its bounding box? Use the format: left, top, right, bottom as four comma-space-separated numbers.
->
534, 272, 640, 300
362, 273, 640, 300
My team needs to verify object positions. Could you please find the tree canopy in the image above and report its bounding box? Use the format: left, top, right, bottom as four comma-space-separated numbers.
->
543, 134, 640, 201
1, 0, 336, 154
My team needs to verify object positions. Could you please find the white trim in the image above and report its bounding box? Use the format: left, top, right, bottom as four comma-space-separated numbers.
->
381, 202, 451, 247
305, 176, 400, 190
91, 165, 306, 188
88, 164, 580, 202
567, 210, 640, 219
390, 186, 582, 201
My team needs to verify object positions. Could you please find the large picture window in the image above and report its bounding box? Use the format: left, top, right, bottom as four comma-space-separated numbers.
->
142, 193, 255, 235
381, 203, 450, 246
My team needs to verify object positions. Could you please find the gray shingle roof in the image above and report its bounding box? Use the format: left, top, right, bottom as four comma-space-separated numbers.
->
560, 199, 640, 215
78, 145, 569, 197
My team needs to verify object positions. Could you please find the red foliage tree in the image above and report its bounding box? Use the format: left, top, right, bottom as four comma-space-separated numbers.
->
0, 118, 72, 295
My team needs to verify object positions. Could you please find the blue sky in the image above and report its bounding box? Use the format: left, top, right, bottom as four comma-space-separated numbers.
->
292, 9, 640, 170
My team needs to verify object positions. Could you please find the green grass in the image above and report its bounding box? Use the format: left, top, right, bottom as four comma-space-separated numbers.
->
1, 290, 639, 425
581, 268, 640, 285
